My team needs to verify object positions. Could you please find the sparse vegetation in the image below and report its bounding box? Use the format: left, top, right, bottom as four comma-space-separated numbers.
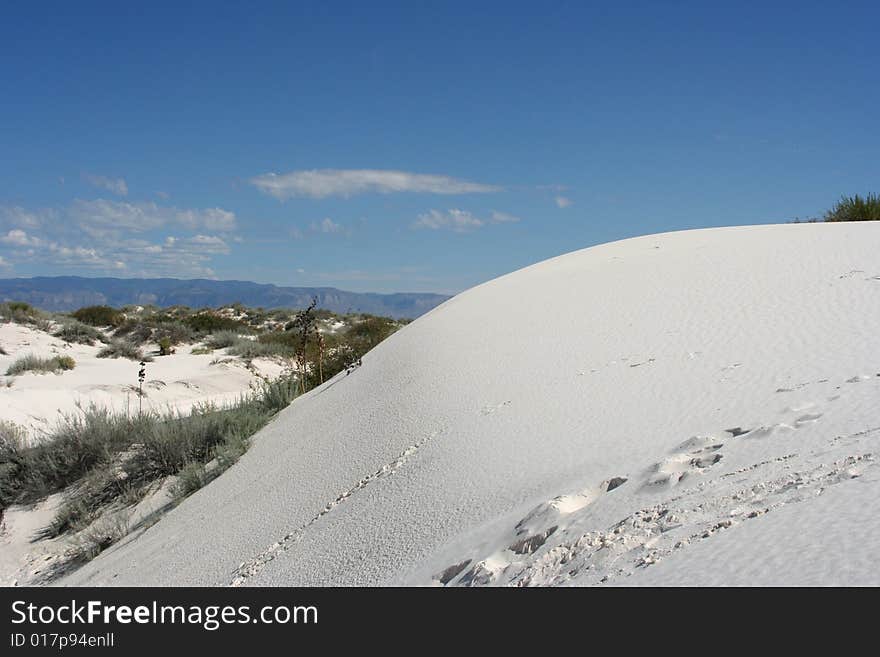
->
0, 299, 408, 575
824, 193, 880, 223
97, 339, 149, 361
0, 376, 298, 545
53, 319, 107, 345
6, 354, 76, 376
0, 301, 44, 325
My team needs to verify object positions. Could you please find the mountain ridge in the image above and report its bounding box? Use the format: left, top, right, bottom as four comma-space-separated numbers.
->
0, 276, 450, 319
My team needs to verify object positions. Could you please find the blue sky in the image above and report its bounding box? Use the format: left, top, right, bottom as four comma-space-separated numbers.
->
1, 1, 877, 294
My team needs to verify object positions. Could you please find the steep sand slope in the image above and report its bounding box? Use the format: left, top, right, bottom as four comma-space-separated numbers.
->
61, 223, 880, 586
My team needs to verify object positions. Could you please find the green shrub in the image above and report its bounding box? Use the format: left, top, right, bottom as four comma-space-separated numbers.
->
824, 193, 880, 222
6, 354, 76, 376
184, 313, 246, 334
53, 320, 106, 345
112, 319, 154, 344
97, 340, 149, 361
157, 337, 174, 356
71, 305, 122, 327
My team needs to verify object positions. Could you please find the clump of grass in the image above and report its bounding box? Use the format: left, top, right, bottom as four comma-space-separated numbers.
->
205, 329, 244, 349
6, 354, 76, 376
97, 339, 150, 361
174, 462, 209, 498
68, 515, 130, 564
824, 193, 880, 222
53, 319, 107, 345
227, 338, 294, 359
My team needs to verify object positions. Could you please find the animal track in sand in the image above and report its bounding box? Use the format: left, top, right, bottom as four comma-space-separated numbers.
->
231, 429, 442, 586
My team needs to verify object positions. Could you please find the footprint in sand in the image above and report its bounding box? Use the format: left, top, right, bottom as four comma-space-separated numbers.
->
643, 436, 723, 489
434, 475, 629, 585
795, 412, 823, 426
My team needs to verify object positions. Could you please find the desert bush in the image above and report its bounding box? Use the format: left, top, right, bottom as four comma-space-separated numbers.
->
71, 305, 122, 327
6, 354, 76, 376
112, 318, 154, 344
824, 193, 880, 222
153, 321, 194, 346
157, 337, 174, 356
0, 301, 45, 325
184, 313, 246, 334
205, 329, 245, 349
97, 339, 149, 361
53, 319, 106, 345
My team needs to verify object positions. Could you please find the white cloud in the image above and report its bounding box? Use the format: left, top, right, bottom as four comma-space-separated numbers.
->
555, 196, 572, 208
251, 169, 501, 200
412, 209, 521, 233
70, 199, 237, 235
84, 173, 128, 197
1, 229, 44, 247
489, 210, 521, 223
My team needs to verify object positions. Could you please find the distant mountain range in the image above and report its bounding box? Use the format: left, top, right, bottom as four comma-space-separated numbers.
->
0, 276, 451, 319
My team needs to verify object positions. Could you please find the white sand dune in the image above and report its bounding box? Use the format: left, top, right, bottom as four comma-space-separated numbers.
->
60, 223, 880, 586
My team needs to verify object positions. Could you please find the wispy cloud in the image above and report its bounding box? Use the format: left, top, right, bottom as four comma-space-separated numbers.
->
83, 173, 129, 197
0, 205, 53, 229
412, 209, 521, 233
251, 168, 502, 200
311, 217, 345, 234
555, 196, 572, 208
